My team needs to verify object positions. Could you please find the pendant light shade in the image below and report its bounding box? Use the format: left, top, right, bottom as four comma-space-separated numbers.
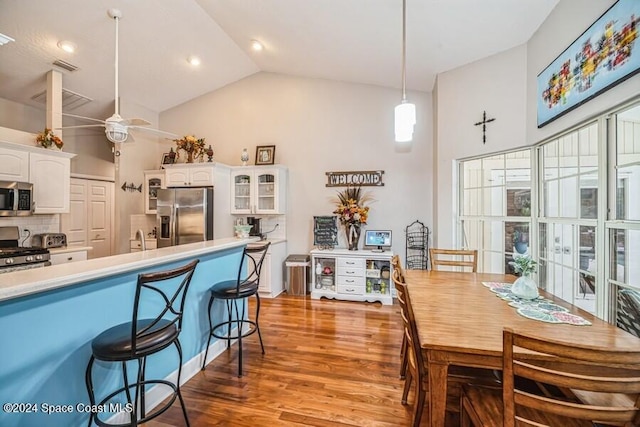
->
395, 0, 415, 143
395, 101, 416, 142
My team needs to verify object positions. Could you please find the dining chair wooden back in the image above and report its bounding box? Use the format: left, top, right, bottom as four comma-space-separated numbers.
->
391, 255, 405, 283
393, 278, 428, 427
461, 328, 640, 427
429, 248, 478, 272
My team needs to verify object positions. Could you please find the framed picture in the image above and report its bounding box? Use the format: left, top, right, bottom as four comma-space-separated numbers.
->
255, 145, 276, 165
161, 152, 174, 167
537, 0, 640, 128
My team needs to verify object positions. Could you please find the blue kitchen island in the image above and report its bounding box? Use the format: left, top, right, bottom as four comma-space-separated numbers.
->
0, 237, 254, 427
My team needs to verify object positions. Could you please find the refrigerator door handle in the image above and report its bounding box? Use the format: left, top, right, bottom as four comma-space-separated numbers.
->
173, 204, 179, 246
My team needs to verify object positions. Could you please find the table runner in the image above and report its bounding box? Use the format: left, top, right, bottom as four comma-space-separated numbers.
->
482, 282, 592, 326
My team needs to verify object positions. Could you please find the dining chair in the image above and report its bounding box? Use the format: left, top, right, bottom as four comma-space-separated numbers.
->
616, 288, 640, 338
429, 248, 478, 272
393, 276, 500, 427
391, 257, 409, 380
460, 328, 640, 427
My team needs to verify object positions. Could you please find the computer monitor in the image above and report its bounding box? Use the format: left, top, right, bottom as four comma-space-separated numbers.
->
364, 230, 392, 252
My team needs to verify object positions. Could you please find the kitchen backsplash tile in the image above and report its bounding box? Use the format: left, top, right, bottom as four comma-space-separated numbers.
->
0, 215, 60, 246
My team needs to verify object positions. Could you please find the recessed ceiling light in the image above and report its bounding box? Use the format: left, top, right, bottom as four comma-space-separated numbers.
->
250, 39, 264, 52
57, 40, 76, 53
187, 56, 201, 66
0, 33, 15, 46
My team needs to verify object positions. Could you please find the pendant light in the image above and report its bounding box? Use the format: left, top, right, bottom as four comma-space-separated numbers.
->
394, 0, 416, 143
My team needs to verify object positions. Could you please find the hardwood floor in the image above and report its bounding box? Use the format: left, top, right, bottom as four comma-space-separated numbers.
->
149, 295, 453, 426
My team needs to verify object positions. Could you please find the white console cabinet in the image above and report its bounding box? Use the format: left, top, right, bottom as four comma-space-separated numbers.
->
310, 249, 394, 305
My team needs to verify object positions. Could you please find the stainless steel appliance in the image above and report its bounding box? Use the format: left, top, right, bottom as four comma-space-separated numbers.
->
0, 226, 50, 273
0, 181, 34, 216
31, 233, 67, 248
156, 187, 214, 248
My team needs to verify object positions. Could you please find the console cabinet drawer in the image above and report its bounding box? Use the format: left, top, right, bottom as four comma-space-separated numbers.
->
337, 258, 365, 269
337, 284, 365, 295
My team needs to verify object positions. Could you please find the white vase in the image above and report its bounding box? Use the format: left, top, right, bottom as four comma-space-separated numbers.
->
511, 273, 538, 299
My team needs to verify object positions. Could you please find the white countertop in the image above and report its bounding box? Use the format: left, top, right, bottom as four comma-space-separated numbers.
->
0, 237, 257, 303
49, 246, 93, 255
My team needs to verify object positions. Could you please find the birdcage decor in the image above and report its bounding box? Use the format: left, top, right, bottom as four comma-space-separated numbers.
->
405, 220, 429, 270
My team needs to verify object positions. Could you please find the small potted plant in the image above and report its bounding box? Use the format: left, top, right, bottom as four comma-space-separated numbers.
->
35, 128, 63, 150
509, 254, 538, 299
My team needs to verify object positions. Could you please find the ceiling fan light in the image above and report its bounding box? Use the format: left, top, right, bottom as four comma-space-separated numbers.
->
395, 101, 416, 142
105, 128, 128, 143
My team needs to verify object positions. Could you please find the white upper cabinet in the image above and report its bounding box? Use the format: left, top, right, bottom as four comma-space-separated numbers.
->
0, 141, 74, 213
164, 164, 215, 187
0, 147, 29, 182
230, 166, 287, 215
29, 152, 71, 213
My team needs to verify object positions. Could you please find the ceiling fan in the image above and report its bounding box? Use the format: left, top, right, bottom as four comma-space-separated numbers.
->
61, 9, 177, 143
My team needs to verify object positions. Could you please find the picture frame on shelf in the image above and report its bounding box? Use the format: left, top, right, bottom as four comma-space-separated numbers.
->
255, 145, 276, 165
536, 0, 640, 127
161, 152, 174, 169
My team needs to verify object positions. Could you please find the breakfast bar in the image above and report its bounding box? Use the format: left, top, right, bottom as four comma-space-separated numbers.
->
0, 237, 253, 427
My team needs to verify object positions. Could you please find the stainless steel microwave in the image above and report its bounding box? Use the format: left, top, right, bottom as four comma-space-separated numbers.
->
0, 181, 34, 216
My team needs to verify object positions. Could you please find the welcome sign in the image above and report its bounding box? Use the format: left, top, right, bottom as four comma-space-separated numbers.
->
325, 170, 385, 187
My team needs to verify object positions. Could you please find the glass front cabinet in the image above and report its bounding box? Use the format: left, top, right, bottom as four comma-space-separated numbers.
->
310, 248, 394, 305
144, 171, 165, 214
230, 166, 287, 215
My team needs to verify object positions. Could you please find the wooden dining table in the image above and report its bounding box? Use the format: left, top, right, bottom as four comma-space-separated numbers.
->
403, 270, 640, 427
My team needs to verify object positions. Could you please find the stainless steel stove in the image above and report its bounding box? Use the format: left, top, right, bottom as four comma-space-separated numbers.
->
0, 226, 51, 273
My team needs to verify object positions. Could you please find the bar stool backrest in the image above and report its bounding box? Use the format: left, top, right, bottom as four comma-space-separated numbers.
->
235, 243, 271, 293
131, 259, 199, 354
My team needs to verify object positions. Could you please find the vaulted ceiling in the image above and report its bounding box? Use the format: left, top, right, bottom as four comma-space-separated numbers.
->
0, 0, 559, 121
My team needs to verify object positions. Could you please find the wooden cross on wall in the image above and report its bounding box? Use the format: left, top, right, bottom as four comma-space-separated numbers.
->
474, 111, 496, 144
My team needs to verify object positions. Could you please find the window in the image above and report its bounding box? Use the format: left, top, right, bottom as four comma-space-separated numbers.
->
459, 150, 532, 274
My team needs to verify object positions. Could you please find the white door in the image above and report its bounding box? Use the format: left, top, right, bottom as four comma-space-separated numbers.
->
60, 178, 114, 259
61, 179, 88, 247
88, 180, 113, 259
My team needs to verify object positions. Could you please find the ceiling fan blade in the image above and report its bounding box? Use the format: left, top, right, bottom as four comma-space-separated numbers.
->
62, 112, 106, 124
129, 126, 179, 139
120, 117, 151, 127
57, 124, 106, 130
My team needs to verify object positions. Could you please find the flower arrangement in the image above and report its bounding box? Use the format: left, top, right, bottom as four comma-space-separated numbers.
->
173, 135, 205, 162
35, 128, 63, 149
332, 186, 372, 226
509, 254, 537, 276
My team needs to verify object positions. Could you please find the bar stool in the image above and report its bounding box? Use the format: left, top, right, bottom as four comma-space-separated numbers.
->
85, 259, 199, 427
202, 242, 270, 377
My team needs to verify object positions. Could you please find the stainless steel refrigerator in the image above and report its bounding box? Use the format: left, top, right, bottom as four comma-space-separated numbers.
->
156, 187, 214, 248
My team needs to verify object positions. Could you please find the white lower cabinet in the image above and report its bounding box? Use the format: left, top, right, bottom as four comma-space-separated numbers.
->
310, 249, 394, 305
130, 239, 158, 252
50, 249, 88, 265
256, 240, 287, 298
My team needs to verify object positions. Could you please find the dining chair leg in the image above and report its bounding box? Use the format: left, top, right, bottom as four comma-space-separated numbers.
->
399, 336, 408, 379
413, 384, 426, 427
402, 368, 412, 404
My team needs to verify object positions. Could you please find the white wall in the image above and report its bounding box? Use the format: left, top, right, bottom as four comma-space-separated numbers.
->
434, 45, 528, 248
161, 72, 432, 255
